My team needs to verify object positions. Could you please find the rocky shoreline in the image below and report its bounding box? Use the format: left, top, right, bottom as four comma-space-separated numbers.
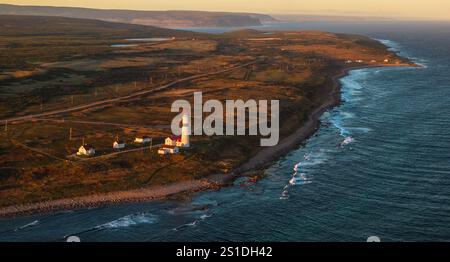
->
236, 63, 416, 173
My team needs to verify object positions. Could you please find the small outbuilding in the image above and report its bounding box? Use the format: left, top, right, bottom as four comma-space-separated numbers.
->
134, 136, 152, 144
158, 146, 179, 155
77, 144, 95, 156
113, 140, 126, 149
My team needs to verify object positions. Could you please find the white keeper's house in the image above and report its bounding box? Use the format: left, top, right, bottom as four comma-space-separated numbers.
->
164, 114, 191, 148
165, 135, 184, 147
159, 114, 190, 155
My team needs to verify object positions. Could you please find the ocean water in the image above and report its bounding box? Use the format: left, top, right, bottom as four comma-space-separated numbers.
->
1, 22, 450, 242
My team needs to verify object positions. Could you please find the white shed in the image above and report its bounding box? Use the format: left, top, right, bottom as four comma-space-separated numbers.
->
113, 140, 126, 149
135, 136, 152, 144
77, 145, 95, 156
158, 146, 179, 155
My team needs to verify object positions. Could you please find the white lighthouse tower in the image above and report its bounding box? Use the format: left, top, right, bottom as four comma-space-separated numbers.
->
181, 114, 190, 147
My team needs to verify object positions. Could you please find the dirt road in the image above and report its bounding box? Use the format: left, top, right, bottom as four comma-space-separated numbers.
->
0, 61, 257, 124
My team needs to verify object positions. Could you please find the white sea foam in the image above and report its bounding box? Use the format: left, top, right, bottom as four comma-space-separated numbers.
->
333, 70, 371, 137
330, 113, 351, 137
173, 218, 203, 231
375, 38, 428, 67
349, 127, 372, 133
340, 77, 365, 103
341, 112, 356, 120
172, 212, 213, 232
376, 39, 402, 53
280, 155, 318, 198
200, 214, 213, 220
340, 136, 355, 147
280, 185, 289, 200
97, 212, 157, 229
301, 151, 328, 168
186, 221, 198, 227
14, 220, 40, 231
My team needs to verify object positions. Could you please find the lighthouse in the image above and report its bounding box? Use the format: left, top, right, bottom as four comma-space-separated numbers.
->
181, 114, 190, 147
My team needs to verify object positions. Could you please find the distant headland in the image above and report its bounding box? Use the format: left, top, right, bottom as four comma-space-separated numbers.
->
0, 4, 278, 28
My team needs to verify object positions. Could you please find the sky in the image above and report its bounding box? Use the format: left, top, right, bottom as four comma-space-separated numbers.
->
1, 0, 450, 21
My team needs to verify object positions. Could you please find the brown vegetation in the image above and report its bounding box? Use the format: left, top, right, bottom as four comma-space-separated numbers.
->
0, 15, 412, 208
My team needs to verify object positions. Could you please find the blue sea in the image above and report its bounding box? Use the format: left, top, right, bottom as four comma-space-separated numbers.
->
1, 21, 450, 242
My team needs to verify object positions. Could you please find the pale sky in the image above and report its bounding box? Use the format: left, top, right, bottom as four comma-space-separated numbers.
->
1, 0, 450, 21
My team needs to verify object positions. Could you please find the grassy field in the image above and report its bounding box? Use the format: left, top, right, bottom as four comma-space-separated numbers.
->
0, 15, 411, 207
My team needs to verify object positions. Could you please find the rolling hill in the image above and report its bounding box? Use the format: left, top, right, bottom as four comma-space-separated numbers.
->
0, 4, 277, 28
0, 15, 201, 37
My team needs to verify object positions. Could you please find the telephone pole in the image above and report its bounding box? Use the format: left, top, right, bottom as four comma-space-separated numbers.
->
69, 127, 72, 141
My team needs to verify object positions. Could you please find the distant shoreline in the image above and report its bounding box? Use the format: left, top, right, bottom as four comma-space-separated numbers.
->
0, 63, 417, 219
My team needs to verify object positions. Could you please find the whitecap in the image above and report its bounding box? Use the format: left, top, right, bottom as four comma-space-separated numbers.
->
330, 114, 351, 137
340, 136, 355, 147
340, 112, 355, 119
172, 220, 200, 231
186, 221, 198, 227
349, 127, 372, 133
96, 212, 158, 229
14, 220, 40, 231
290, 178, 313, 186
279, 189, 289, 200
293, 162, 302, 172
200, 214, 213, 220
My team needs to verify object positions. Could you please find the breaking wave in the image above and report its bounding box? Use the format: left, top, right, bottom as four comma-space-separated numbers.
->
97, 212, 158, 229
63, 212, 158, 239
280, 154, 316, 199
172, 212, 213, 232
14, 220, 40, 231
376, 38, 428, 67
